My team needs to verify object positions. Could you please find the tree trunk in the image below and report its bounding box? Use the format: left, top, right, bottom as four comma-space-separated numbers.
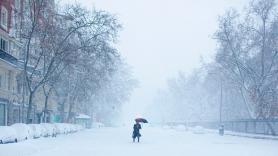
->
60, 101, 65, 123
26, 92, 34, 124
265, 121, 276, 136
67, 101, 74, 123
239, 87, 255, 119
43, 95, 49, 123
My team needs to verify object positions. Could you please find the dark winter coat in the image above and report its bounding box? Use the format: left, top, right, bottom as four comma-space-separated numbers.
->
132, 123, 142, 138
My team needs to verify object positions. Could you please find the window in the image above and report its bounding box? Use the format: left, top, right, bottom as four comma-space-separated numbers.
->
16, 77, 21, 94
1, 7, 8, 29
0, 38, 7, 51
10, 10, 16, 37
8, 71, 12, 90
13, 109, 20, 123
0, 104, 5, 126
14, 0, 20, 10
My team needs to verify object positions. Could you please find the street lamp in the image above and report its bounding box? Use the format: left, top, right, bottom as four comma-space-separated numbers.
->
219, 77, 223, 125
208, 72, 224, 135
219, 77, 224, 136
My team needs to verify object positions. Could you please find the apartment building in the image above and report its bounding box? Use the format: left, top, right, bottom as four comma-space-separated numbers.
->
0, 0, 60, 125
0, 0, 23, 125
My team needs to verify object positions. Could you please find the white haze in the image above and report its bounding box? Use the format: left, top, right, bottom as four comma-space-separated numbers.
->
62, 0, 248, 124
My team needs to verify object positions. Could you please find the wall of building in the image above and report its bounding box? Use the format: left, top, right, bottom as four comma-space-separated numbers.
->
0, 0, 60, 126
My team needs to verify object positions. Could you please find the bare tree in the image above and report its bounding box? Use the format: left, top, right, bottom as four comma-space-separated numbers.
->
214, 0, 278, 135
20, 1, 121, 123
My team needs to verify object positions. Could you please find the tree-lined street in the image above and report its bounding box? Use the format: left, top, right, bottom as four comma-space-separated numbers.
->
1, 127, 277, 156
0, 0, 278, 155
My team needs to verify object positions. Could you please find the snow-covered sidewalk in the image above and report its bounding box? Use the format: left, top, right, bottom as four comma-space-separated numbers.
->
0, 127, 277, 156
223, 131, 278, 140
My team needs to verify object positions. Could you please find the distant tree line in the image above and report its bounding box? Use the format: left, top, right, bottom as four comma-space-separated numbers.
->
149, 0, 278, 135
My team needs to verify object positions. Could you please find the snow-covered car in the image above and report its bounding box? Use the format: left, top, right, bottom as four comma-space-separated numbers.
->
75, 124, 83, 131
62, 123, 71, 134
39, 124, 48, 137
192, 126, 205, 134
11, 123, 33, 141
53, 123, 68, 135
61, 124, 69, 134
68, 124, 75, 133
27, 124, 43, 139
71, 124, 78, 133
67, 124, 77, 133
40, 123, 57, 137
49, 124, 58, 137
53, 123, 62, 135
0, 126, 17, 144
67, 124, 73, 133
61, 124, 68, 134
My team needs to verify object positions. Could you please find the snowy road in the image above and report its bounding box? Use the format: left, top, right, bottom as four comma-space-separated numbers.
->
1, 127, 277, 156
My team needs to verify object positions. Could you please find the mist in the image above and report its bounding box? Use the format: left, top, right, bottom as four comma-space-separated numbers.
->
1, 0, 278, 155
61, 0, 249, 124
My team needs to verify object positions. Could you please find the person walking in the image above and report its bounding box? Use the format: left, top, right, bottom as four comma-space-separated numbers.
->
132, 121, 142, 142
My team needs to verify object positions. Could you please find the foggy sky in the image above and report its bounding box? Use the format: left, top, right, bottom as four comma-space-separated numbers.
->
62, 0, 248, 122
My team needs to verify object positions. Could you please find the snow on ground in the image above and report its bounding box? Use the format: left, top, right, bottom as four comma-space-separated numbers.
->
0, 126, 277, 156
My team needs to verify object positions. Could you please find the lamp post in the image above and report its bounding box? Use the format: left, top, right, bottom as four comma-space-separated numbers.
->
208, 72, 224, 135
219, 77, 224, 136
219, 77, 223, 125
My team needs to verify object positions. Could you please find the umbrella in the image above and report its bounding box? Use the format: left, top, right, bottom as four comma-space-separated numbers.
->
135, 118, 148, 123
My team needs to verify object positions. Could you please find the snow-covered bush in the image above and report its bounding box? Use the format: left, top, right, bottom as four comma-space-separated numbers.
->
0, 126, 17, 144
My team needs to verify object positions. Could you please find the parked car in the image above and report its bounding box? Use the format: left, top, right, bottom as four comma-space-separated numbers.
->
75, 124, 83, 131
0, 126, 17, 144
53, 123, 67, 135
11, 123, 33, 142
40, 124, 49, 137
70, 124, 78, 133
40, 123, 57, 137
66, 124, 74, 133
27, 124, 43, 139
64, 124, 72, 134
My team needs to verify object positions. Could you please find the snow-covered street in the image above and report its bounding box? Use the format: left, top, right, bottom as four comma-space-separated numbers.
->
1, 126, 277, 156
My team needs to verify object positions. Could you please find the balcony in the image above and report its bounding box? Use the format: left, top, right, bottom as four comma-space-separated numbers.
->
0, 49, 18, 67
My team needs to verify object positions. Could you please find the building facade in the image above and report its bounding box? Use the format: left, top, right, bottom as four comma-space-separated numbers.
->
0, 0, 23, 126
0, 0, 59, 126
